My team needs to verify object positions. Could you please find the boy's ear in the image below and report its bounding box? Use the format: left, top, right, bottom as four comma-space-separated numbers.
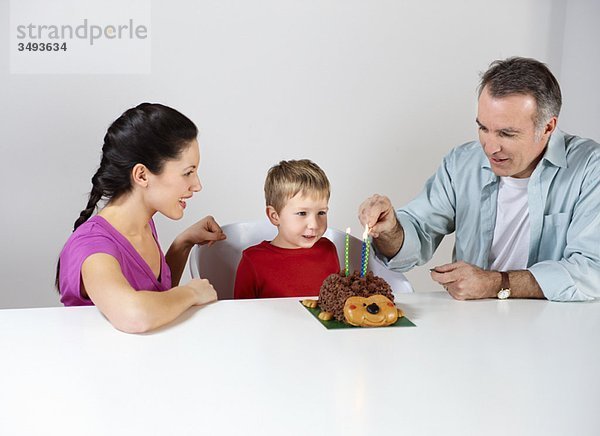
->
132, 163, 150, 188
266, 206, 280, 226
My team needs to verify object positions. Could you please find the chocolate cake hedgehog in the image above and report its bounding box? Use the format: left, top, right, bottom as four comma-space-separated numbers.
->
302, 270, 404, 327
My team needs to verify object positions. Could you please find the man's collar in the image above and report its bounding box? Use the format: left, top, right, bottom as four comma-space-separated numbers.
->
542, 129, 567, 168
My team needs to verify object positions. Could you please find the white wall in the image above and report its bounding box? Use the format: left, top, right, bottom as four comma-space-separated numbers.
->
557, 0, 600, 142
0, 0, 596, 308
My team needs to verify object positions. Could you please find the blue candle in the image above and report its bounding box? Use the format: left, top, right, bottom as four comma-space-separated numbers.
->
360, 224, 369, 277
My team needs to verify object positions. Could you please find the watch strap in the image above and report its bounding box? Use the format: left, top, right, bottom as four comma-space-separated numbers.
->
500, 271, 510, 291
497, 271, 511, 299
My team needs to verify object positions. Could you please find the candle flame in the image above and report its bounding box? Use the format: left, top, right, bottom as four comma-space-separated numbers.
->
362, 223, 369, 240
346, 227, 351, 234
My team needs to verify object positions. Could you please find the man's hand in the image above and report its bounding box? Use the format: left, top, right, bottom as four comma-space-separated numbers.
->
430, 261, 501, 300
358, 194, 397, 237
358, 194, 405, 258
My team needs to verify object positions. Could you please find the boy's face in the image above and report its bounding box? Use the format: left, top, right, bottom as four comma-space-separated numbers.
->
267, 191, 329, 249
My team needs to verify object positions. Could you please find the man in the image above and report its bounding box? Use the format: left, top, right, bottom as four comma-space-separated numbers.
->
359, 57, 600, 301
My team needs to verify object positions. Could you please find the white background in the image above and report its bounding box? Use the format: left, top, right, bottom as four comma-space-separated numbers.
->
0, 0, 599, 308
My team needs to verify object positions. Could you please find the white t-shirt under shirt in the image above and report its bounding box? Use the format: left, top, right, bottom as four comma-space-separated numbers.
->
488, 176, 530, 272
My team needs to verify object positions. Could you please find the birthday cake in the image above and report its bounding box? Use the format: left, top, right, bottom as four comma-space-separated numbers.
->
301, 225, 403, 327
302, 270, 403, 327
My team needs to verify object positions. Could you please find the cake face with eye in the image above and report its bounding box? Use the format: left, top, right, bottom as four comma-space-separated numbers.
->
343, 295, 401, 327
305, 270, 404, 326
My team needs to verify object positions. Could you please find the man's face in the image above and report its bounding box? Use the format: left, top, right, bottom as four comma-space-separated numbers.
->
476, 86, 555, 178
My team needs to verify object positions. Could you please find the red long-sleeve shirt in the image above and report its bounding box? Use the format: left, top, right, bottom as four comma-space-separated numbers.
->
234, 238, 340, 299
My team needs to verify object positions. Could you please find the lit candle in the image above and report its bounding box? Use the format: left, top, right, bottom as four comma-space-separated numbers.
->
360, 224, 369, 277
364, 236, 370, 277
345, 227, 351, 276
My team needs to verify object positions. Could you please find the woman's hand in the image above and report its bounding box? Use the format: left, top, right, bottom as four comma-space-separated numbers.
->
185, 278, 218, 305
167, 215, 227, 287
180, 215, 227, 248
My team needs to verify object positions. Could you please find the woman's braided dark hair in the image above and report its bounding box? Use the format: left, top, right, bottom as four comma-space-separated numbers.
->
56, 103, 198, 291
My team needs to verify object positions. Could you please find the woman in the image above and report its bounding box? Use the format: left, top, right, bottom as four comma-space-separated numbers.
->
56, 103, 226, 333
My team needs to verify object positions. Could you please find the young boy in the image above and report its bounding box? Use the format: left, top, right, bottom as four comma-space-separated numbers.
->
234, 159, 340, 299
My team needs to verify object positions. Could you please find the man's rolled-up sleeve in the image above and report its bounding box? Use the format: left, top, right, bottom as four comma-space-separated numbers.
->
529, 259, 599, 302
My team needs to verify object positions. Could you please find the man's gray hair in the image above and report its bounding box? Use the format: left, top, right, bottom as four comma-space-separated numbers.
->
478, 57, 562, 130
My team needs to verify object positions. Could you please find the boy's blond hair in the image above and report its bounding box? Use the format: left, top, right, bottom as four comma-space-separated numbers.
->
264, 159, 331, 213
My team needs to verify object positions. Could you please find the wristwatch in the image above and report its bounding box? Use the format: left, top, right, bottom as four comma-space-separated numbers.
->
497, 271, 511, 300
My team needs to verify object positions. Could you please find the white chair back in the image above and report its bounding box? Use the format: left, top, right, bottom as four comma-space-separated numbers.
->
189, 221, 276, 300
189, 221, 412, 300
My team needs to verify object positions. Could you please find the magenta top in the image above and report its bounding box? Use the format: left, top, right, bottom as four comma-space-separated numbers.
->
58, 215, 172, 306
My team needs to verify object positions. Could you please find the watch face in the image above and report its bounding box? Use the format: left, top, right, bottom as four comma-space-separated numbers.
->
498, 289, 510, 300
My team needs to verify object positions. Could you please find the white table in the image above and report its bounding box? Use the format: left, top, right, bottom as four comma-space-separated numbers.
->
1, 292, 599, 436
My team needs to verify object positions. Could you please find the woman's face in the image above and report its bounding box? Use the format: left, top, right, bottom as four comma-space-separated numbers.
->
146, 139, 202, 220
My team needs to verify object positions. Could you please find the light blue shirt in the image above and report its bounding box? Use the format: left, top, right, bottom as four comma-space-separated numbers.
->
382, 130, 600, 301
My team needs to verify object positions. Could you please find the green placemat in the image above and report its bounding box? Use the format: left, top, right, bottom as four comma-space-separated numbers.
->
301, 301, 416, 329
